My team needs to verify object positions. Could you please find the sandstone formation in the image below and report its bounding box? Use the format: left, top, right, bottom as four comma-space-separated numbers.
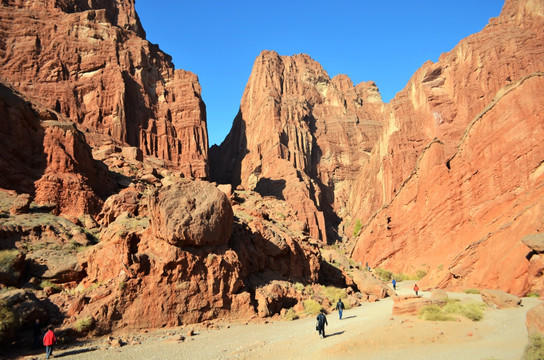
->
526, 302, 544, 335
148, 180, 233, 247
0, 81, 114, 217
0, 0, 208, 179
480, 289, 522, 309
71, 181, 332, 332
210, 51, 385, 242
349, 0, 544, 296
523, 234, 544, 254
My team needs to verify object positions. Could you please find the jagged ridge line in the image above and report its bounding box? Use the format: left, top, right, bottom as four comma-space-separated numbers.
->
350, 72, 544, 258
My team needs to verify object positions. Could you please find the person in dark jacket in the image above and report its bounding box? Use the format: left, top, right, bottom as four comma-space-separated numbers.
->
336, 299, 345, 320
43, 325, 56, 359
32, 319, 41, 349
316, 309, 328, 338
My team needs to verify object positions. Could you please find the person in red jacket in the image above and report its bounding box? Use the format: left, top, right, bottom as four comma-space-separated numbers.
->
414, 284, 420, 296
43, 325, 56, 359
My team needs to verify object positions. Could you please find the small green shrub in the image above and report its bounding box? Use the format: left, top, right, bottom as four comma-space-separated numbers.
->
443, 300, 484, 321
464, 288, 481, 294
374, 268, 393, 282
419, 305, 455, 321
293, 282, 305, 292
415, 270, 427, 280
0, 250, 19, 272
303, 299, 323, 316
118, 280, 126, 290
353, 219, 362, 237
523, 333, 544, 360
40, 280, 62, 291
75, 316, 94, 333
284, 308, 299, 321
322, 286, 346, 303
527, 293, 540, 298
420, 300, 485, 322
0, 301, 18, 344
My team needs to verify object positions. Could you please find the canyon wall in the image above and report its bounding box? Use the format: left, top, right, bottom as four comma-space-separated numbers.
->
0, 0, 208, 179
349, 0, 544, 295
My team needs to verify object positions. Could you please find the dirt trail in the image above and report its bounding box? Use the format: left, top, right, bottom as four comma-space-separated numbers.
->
15, 283, 541, 360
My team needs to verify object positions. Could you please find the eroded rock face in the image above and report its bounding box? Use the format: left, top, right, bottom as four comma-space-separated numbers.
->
210, 51, 385, 242
0, 82, 114, 217
75, 182, 324, 331
350, 0, 544, 296
0, 0, 208, 178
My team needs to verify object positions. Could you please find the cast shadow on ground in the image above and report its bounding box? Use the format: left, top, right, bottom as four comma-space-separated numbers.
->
325, 331, 345, 338
341, 315, 357, 320
55, 347, 99, 357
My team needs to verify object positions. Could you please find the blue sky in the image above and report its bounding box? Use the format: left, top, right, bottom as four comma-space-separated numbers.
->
135, 1, 504, 146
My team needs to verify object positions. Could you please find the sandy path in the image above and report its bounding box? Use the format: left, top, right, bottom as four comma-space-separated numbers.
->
24, 284, 541, 360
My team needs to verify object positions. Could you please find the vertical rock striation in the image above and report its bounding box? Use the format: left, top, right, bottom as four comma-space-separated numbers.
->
210, 51, 385, 242
0, 0, 208, 178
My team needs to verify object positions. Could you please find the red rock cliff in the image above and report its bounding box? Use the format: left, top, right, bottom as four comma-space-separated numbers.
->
0, 0, 208, 178
0, 81, 114, 216
210, 51, 385, 242
350, 0, 544, 295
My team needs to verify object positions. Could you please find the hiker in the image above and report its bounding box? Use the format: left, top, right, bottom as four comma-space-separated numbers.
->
414, 284, 419, 296
316, 309, 328, 338
32, 319, 41, 349
336, 299, 345, 320
392, 278, 397, 290
43, 325, 56, 359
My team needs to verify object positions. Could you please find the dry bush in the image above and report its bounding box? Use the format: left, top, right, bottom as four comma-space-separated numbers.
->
303, 299, 323, 316
523, 333, 544, 360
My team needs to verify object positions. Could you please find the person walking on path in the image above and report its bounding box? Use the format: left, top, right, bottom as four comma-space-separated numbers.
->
414, 284, 419, 296
336, 299, 345, 320
392, 278, 397, 291
316, 309, 328, 338
43, 325, 56, 359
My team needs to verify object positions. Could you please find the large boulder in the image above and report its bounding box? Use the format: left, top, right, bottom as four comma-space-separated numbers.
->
527, 302, 544, 335
350, 269, 395, 299
523, 233, 544, 253
481, 289, 522, 309
148, 180, 233, 247
254, 281, 301, 318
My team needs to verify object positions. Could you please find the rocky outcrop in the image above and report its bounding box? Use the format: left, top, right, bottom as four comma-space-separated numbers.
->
210, 51, 385, 242
0, 82, 115, 217
523, 234, 544, 253
480, 289, 522, 309
526, 303, 544, 335
350, 0, 544, 296
0, 0, 208, 178
75, 181, 323, 331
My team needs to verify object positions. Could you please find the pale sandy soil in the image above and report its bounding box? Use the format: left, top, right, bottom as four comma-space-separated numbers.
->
14, 282, 541, 360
